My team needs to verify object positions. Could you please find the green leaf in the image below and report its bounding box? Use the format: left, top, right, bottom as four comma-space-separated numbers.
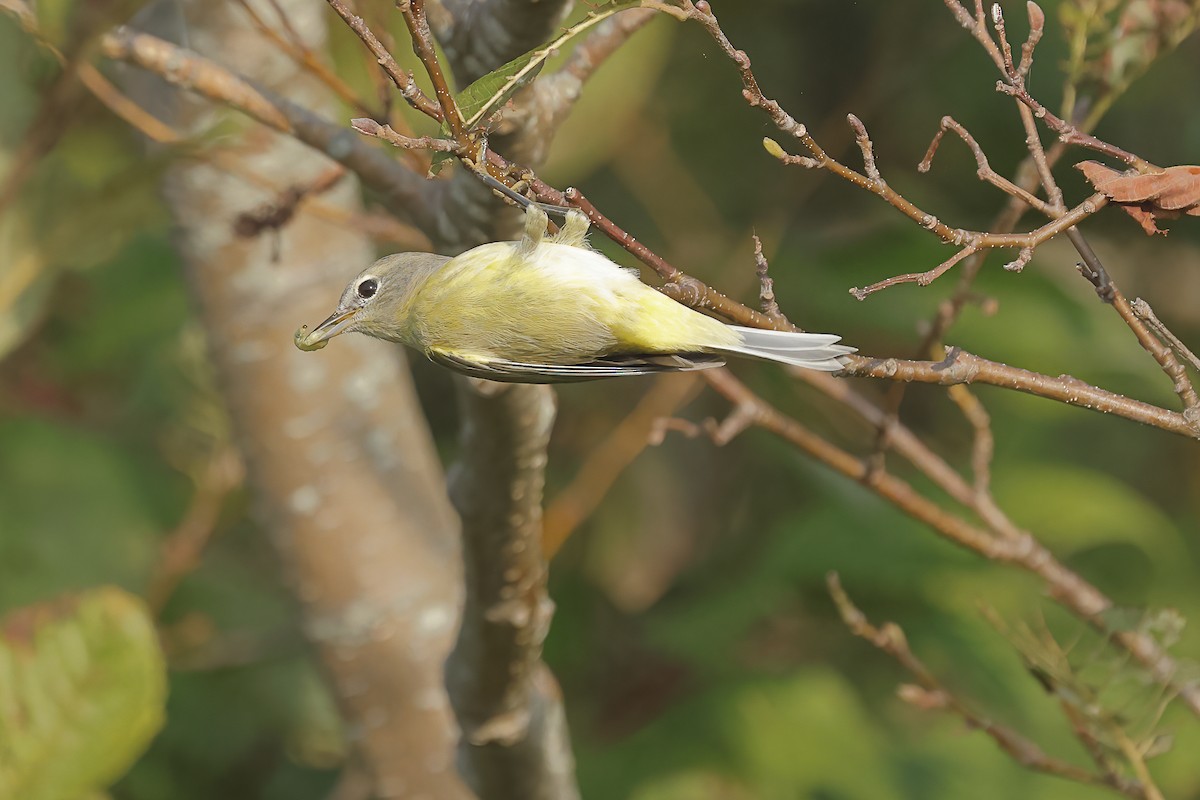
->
429, 138, 456, 176
0, 587, 167, 800
0, 418, 165, 610
0, 213, 52, 361
455, 50, 546, 130
0, 141, 169, 360
455, 2, 646, 131
991, 464, 1187, 571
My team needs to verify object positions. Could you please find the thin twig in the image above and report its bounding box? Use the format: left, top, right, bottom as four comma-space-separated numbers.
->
352, 117, 459, 151
1132, 299, 1200, 373
1112, 290, 1200, 413
466, 152, 1200, 439
558, 8, 658, 82
920, 115, 1050, 214
100, 26, 432, 229
752, 235, 788, 325
236, 0, 378, 117
768, 130, 1109, 297
398, 0, 466, 138
12, 15, 422, 249
988, 4, 1064, 212
827, 575, 1147, 798
852, 346, 1200, 438
943, 0, 1005, 71
850, 245, 979, 299
1069, 229, 1200, 413
146, 447, 244, 614
846, 113, 883, 186
946, 384, 994, 495
324, 0, 444, 121
542, 374, 702, 557
996, 63, 1153, 170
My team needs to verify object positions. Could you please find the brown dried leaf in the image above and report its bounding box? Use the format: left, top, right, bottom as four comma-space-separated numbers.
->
1122, 205, 1169, 236
1077, 161, 1200, 235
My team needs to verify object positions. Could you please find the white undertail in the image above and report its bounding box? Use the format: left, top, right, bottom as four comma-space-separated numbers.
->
717, 326, 856, 372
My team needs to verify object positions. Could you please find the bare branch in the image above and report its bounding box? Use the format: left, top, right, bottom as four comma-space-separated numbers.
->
121, 2, 470, 795
236, 0, 379, 117
850, 347, 1200, 439
828, 575, 1148, 798
846, 113, 883, 186
398, 0, 466, 138
1132, 298, 1200, 374
752, 235, 788, 325
447, 381, 578, 800
323, 0, 444, 120
352, 117, 459, 151
995, 66, 1153, 170
543, 374, 701, 558
920, 115, 1051, 214
850, 245, 979, 299
1069, 229, 1200, 414
1112, 290, 1200, 413
946, 384, 994, 494
558, 8, 658, 83
100, 26, 433, 229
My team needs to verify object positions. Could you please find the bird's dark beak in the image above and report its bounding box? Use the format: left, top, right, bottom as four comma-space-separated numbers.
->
294, 308, 358, 351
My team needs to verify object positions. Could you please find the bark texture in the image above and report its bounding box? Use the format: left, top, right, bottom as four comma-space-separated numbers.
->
431, 3, 582, 797
447, 382, 575, 799
142, 1, 470, 796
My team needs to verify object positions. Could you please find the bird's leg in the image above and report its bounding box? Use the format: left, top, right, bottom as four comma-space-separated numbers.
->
471, 169, 582, 253
550, 210, 591, 249
516, 204, 549, 258
474, 170, 574, 218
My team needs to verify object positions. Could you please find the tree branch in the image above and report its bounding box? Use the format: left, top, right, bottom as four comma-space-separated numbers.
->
101, 25, 434, 229
323, 0, 444, 120
118, 1, 469, 795
828, 575, 1148, 799
849, 347, 1200, 439
702, 370, 1200, 717
397, 3, 594, 797
446, 381, 576, 800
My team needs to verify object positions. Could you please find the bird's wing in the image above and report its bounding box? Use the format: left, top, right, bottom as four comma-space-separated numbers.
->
427, 348, 725, 384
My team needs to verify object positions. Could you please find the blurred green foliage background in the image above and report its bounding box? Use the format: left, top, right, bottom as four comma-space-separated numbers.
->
2, 1, 1199, 798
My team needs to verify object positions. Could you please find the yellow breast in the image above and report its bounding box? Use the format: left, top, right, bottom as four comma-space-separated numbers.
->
407, 241, 737, 362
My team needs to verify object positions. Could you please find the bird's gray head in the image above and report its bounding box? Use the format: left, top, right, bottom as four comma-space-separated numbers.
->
295, 252, 450, 351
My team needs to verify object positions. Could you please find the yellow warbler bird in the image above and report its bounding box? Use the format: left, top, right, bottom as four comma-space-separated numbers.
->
295, 204, 853, 382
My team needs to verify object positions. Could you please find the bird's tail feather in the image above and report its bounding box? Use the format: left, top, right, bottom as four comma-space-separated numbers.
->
715, 326, 855, 372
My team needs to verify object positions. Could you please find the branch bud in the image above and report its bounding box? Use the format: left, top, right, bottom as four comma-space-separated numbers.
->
762, 137, 788, 161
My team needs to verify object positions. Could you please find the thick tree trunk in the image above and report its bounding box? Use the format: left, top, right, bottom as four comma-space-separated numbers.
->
429, 2, 581, 796
143, 1, 469, 796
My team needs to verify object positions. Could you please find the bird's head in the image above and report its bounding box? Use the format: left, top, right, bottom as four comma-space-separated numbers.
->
295, 252, 450, 350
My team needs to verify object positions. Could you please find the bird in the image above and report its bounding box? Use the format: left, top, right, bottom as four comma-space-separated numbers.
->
295, 202, 854, 383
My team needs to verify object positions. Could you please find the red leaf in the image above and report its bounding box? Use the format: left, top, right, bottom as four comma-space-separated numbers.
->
1076, 161, 1200, 235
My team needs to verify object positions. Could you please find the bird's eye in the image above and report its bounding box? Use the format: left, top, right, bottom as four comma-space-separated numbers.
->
357, 278, 379, 299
